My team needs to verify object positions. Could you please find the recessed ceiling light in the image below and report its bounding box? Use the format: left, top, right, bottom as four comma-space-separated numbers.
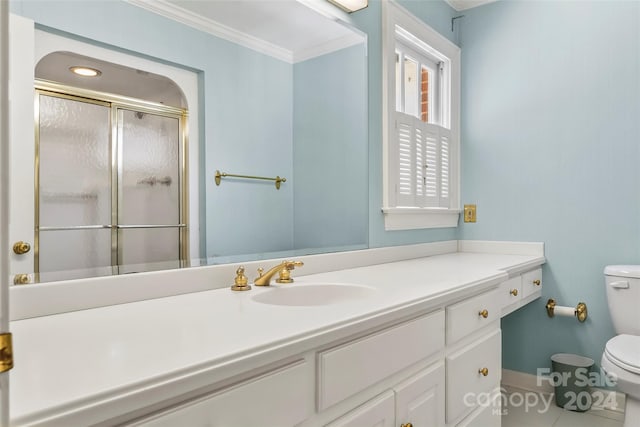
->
69, 66, 102, 77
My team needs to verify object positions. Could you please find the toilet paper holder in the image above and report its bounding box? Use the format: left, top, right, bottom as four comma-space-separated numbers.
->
546, 299, 588, 323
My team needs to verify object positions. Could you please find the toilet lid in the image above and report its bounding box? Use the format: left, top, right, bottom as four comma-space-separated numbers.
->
605, 334, 640, 375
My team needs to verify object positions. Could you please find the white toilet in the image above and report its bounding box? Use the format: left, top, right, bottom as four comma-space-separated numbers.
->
602, 265, 640, 427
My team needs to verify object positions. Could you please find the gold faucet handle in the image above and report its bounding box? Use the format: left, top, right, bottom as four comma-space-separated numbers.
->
276, 260, 303, 283
231, 266, 251, 291
284, 260, 304, 270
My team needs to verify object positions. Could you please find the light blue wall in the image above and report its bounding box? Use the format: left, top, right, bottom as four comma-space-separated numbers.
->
292, 44, 368, 251
10, 0, 295, 258
458, 1, 640, 374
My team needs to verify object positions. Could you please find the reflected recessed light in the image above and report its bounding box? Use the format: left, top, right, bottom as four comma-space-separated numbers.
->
69, 66, 102, 77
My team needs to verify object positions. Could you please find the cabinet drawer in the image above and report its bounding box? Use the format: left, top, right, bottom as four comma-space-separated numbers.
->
521, 268, 542, 298
498, 276, 522, 309
446, 330, 501, 423
446, 289, 499, 344
132, 360, 312, 427
318, 310, 445, 411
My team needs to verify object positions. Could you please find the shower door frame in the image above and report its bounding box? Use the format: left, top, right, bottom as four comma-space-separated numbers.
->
34, 80, 189, 278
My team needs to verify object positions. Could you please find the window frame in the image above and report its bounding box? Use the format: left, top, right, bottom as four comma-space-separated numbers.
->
381, 0, 461, 230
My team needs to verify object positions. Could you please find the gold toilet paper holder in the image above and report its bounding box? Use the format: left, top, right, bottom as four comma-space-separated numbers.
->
546, 299, 588, 323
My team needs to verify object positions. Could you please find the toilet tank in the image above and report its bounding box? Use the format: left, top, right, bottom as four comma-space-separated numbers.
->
604, 265, 640, 335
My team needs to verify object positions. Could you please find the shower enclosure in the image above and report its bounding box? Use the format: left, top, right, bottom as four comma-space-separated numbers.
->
35, 82, 188, 280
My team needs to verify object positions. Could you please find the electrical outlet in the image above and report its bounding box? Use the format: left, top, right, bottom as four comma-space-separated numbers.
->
464, 204, 476, 223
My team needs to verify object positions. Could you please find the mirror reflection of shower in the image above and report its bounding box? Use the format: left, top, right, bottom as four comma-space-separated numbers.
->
34, 52, 188, 281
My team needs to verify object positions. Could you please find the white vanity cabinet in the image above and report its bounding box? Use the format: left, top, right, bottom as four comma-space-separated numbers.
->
9, 243, 546, 427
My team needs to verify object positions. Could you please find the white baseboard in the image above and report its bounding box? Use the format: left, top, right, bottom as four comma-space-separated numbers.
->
502, 368, 554, 394
502, 369, 626, 420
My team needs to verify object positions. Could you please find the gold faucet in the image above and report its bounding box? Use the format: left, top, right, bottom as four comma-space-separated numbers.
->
254, 260, 304, 286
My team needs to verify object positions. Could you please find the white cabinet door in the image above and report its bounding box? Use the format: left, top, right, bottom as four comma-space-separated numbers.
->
325, 391, 395, 427
395, 363, 445, 427
446, 330, 501, 423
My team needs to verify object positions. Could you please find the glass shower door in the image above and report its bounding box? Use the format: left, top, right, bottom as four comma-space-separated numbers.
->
37, 93, 113, 280
117, 109, 184, 273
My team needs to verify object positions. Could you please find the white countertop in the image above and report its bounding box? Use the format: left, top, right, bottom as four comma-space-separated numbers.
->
9, 249, 544, 426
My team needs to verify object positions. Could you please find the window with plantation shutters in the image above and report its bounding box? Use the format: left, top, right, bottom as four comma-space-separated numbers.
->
393, 112, 451, 209
382, 1, 460, 230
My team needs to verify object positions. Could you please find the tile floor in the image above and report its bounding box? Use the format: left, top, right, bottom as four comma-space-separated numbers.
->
502, 386, 624, 427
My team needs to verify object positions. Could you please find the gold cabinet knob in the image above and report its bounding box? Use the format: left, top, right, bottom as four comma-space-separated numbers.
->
533, 279, 541, 286
478, 367, 489, 377
401, 424, 413, 427
479, 309, 489, 318
13, 274, 30, 285
510, 289, 518, 296
13, 241, 31, 255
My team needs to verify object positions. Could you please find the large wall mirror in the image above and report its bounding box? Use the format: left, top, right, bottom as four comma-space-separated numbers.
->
8, 0, 368, 285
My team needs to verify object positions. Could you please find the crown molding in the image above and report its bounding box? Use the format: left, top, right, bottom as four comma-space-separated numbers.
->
293, 33, 364, 63
125, 0, 294, 63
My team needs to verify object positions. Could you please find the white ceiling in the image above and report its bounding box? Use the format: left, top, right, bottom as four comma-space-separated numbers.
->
128, 0, 365, 63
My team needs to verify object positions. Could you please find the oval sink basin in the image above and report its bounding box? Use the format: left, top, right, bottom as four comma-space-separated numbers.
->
251, 284, 375, 307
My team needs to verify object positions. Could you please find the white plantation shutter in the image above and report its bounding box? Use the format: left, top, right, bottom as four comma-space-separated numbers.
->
397, 121, 413, 200
440, 129, 450, 205
393, 111, 451, 209
424, 125, 438, 205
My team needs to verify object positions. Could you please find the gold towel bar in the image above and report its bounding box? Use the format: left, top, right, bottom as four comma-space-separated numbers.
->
215, 170, 287, 190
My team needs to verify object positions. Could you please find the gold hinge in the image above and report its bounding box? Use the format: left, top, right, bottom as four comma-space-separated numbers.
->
0, 333, 13, 373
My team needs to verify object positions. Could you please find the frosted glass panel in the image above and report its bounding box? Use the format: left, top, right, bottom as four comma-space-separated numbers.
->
119, 228, 180, 269
119, 110, 180, 225
39, 229, 111, 274
39, 95, 111, 227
